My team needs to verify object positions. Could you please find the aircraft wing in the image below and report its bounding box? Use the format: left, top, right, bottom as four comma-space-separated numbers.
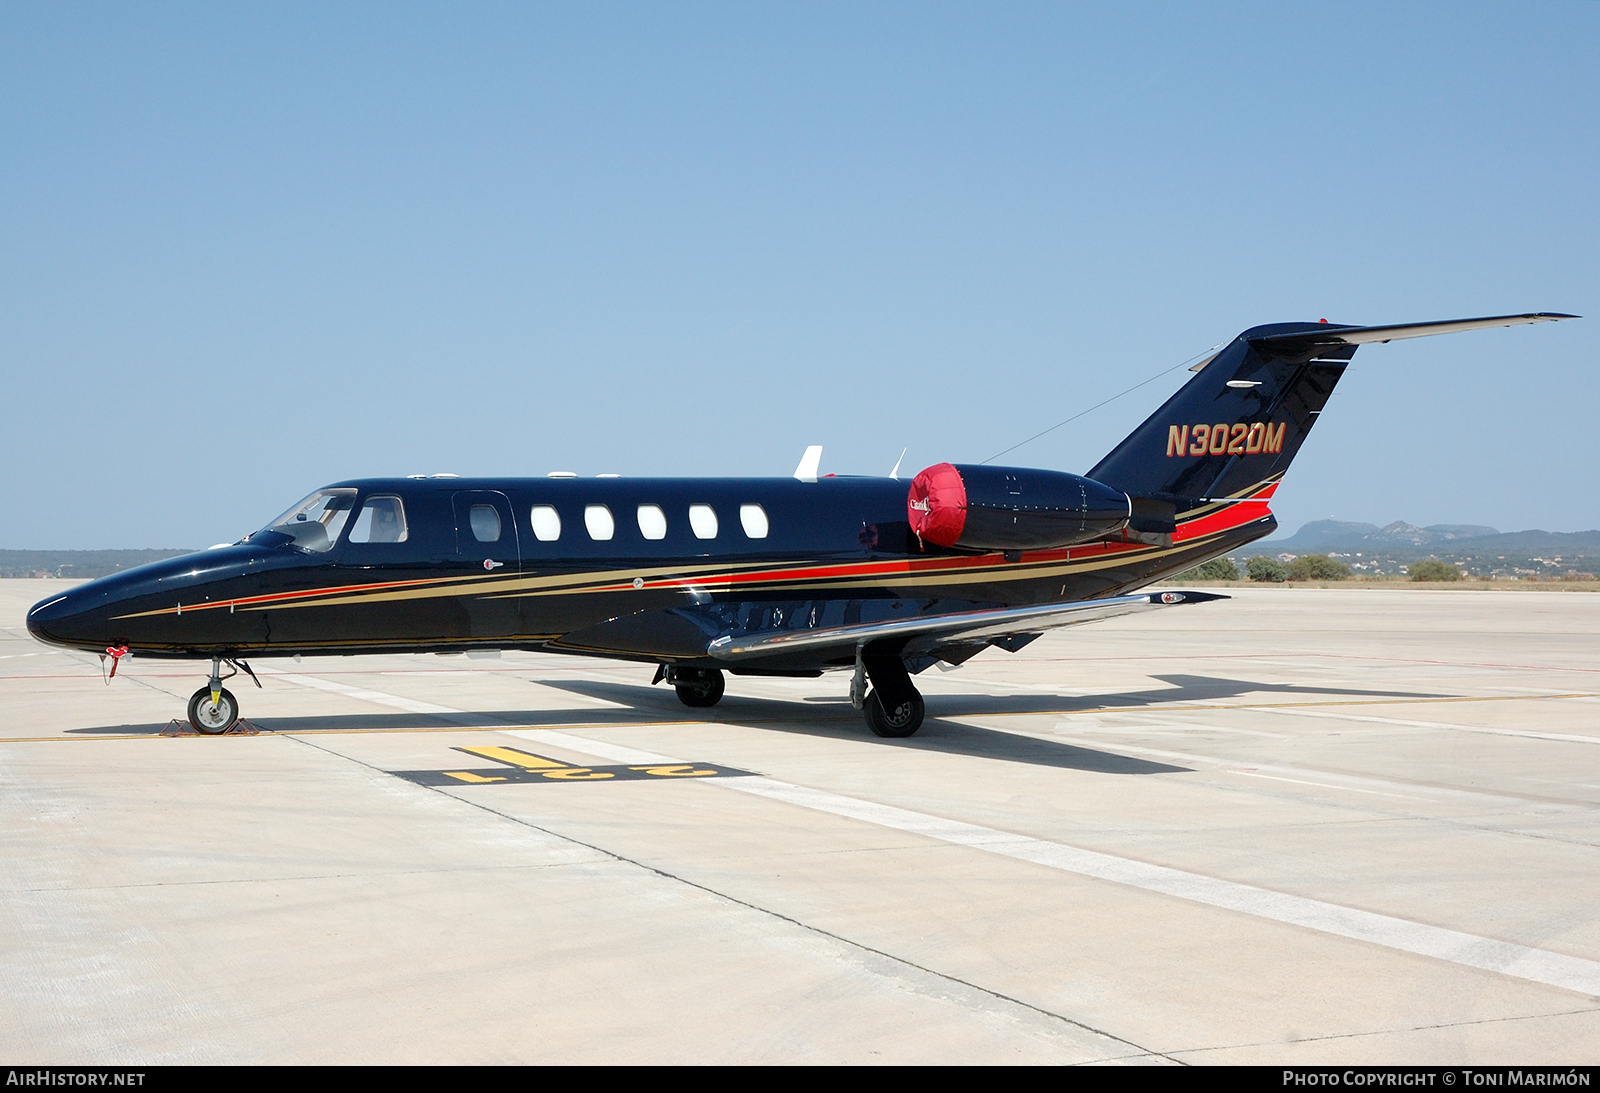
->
1249, 312, 1576, 360
706, 590, 1227, 661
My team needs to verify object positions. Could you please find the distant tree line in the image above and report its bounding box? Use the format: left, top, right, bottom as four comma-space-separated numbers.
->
1174, 554, 1473, 582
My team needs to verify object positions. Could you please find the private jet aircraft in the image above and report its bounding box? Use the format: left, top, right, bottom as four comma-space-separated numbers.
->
27, 313, 1575, 736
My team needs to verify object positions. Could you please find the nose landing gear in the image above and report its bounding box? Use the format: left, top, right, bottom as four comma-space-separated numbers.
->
186, 656, 260, 734
187, 686, 240, 734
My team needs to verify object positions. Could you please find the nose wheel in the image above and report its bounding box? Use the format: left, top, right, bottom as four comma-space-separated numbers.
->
184, 656, 259, 734
188, 686, 240, 734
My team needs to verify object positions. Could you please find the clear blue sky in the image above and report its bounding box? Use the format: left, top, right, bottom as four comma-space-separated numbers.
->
2, 3, 1594, 548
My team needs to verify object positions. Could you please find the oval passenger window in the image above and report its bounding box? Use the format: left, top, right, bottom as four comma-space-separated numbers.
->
530, 505, 561, 542
689, 504, 718, 540
739, 504, 768, 539
584, 505, 615, 541
637, 505, 667, 540
469, 505, 502, 543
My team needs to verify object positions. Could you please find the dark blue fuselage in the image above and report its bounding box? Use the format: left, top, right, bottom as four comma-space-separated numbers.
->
26, 474, 1264, 671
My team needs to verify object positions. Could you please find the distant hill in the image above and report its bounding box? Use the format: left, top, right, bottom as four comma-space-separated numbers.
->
1270, 520, 1502, 553
1268, 520, 1600, 556
1250, 521, 1600, 579
0, 549, 195, 579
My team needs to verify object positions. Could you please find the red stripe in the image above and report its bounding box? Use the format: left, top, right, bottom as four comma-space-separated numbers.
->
1174, 483, 1278, 543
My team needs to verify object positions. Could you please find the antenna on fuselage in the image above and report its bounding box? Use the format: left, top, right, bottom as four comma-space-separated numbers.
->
793, 445, 822, 482
889, 448, 907, 479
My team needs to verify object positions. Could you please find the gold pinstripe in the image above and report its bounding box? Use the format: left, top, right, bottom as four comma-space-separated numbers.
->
111, 481, 1275, 620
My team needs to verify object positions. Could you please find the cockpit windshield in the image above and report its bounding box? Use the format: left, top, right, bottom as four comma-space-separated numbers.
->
251, 489, 358, 552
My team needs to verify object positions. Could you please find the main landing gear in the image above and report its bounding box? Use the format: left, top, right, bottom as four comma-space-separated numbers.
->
852, 648, 925, 738
653, 665, 726, 708
863, 689, 925, 738
186, 656, 260, 734
649, 654, 927, 737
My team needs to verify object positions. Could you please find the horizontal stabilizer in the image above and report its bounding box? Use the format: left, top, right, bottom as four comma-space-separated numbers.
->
793, 445, 823, 482
707, 591, 1227, 660
1250, 313, 1577, 360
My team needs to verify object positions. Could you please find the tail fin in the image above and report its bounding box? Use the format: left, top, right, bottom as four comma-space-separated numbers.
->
1087, 313, 1573, 506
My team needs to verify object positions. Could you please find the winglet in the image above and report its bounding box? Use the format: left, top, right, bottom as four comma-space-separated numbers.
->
793, 445, 823, 482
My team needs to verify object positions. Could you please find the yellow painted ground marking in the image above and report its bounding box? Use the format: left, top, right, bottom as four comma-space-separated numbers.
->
444, 771, 507, 784
457, 745, 570, 769
456, 744, 615, 778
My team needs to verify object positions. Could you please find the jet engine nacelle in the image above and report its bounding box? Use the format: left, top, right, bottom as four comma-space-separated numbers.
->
906, 463, 1131, 552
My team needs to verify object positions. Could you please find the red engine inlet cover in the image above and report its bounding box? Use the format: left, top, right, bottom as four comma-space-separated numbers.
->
907, 462, 967, 547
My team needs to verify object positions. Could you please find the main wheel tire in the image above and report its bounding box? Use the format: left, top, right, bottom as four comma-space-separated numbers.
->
673, 668, 725, 708
865, 689, 924, 738
187, 686, 240, 735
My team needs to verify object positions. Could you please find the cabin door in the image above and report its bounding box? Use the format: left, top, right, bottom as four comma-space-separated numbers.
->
450, 491, 523, 640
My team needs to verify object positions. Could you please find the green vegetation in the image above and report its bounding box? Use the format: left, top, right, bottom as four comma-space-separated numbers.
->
1287, 554, 1352, 581
1177, 557, 1239, 581
1408, 560, 1463, 582
1264, 521, 1600, 580
1245, 556, 1287, 582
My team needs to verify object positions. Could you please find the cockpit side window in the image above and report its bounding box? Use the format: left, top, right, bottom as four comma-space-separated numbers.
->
348, 496, 409, 543
258, 489, 358, 553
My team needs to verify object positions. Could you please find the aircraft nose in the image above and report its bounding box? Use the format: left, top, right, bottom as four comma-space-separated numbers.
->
26, 586, 101, 649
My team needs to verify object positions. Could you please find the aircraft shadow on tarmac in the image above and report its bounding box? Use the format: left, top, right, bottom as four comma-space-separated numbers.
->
1091, 671, 1444, 707
58, 686, 865, 737
508, 677, 1184, 774
61, 671, 1449, 776
541, 669, 1443, 719
521, 669, 1452, 774
62, 678, 1183, 773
